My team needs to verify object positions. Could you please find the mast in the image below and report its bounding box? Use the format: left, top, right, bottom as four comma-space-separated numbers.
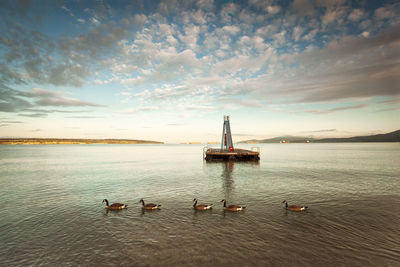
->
220, 115, 234, 152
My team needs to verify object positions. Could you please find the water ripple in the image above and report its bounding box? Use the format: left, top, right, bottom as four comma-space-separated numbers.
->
0, 144, 399, 266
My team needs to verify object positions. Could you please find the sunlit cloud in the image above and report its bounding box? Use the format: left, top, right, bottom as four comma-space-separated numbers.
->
0, 0, 398, 140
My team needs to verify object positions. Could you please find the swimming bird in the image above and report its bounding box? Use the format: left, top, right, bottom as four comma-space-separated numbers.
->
193, 198, 213, 210
102, 199, 128, 210
282, 200, 308, 211
139, 198, 161, 210
221, 199, 246, 211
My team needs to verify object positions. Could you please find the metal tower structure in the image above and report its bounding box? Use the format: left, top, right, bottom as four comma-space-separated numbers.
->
221, 115, 234, 152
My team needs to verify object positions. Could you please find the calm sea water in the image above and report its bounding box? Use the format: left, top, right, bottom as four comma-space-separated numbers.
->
0, 143, 399, 266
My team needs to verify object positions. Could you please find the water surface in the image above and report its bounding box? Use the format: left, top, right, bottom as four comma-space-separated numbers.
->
0, 143, 399, 266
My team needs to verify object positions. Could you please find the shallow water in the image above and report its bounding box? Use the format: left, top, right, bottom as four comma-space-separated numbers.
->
0, 143, 399, 266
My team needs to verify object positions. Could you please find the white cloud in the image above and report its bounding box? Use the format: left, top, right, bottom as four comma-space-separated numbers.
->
222, 2, 239, 14
121, 77, 145, 86
159, 23, 173, 35
166, 35, 179, 46
218, 97, 264, 108
222, 25, 240, 35
359, 19, 372, 30
203, 32, 219, 50
112, 64, 137, 73
302, 29, 318, 41
182, 104, 217, 111
348, 9, 365, 22
256, 24, 278, 37
266, 6, 281, 15
179, 24, 200, 50
322, 10, 337, 25
36, 97, 105, 107
273, 30, 286, 45
21, 87, 64, 98
196, 0, 215, 12
221, 3, 239, 23
93, 77, 119, 85
254, 25, 400, 103
303, 104, 368, 114
133, 14, 148, 25
61, 5, 70, 12
141, 85, 192, 101
190, 10, 209, 24
19, 88, 106, 108
157, 0, 180, 16
90, 17, 100, 26
1, 0, 398, 125
293, 26, 304, 41
374, 6, 396, 20
122, 106, 159, 114
290, 0, 316, 16
361, 31, 370, 38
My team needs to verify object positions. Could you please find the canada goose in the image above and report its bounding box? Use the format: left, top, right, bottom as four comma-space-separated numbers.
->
282, 200, 308, 211
102, 199, 127, 210
140, 198, 161, 210
221, 199, 246, 211
193, 198, 213, 210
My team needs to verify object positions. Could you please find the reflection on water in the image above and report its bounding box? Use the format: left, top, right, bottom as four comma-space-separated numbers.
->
221, 161, 235, 195
0, 144, 399, 266
204, 160, 260, 197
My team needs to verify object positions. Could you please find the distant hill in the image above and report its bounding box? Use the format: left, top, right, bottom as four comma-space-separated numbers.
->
242, 136, 316, 143
315, 130, 400, 143
0, 138, 164, 145
239, 130, 400, 143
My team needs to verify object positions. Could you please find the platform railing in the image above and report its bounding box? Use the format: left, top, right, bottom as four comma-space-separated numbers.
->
203, 146, 211, 159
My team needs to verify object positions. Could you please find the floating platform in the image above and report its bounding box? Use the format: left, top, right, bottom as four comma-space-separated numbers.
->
204, 147, 260, 162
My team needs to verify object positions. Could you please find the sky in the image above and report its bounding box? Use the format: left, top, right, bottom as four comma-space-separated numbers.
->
0, 0, 399, 143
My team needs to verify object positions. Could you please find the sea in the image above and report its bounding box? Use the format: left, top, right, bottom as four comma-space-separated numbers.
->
0, 143, 399, 266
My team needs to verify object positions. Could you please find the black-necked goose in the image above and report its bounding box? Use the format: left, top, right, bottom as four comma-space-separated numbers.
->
102, 199, 128, 210
282, 200, 308, 211
193, 198, 213, 210
221, 199, 246, 211
140, 198, 161, 210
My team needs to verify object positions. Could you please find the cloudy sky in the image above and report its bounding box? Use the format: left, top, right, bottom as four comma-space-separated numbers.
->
0, 0, 399, 143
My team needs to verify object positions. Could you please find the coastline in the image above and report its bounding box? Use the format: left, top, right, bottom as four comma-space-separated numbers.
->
0, 138, 163, 145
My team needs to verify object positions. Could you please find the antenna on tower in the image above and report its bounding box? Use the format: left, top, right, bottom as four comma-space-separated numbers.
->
221, 115, 234, 152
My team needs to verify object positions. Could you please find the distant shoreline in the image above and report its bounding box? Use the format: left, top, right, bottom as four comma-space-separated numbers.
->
0, 138, 163, 145
239, 130, 400, 144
